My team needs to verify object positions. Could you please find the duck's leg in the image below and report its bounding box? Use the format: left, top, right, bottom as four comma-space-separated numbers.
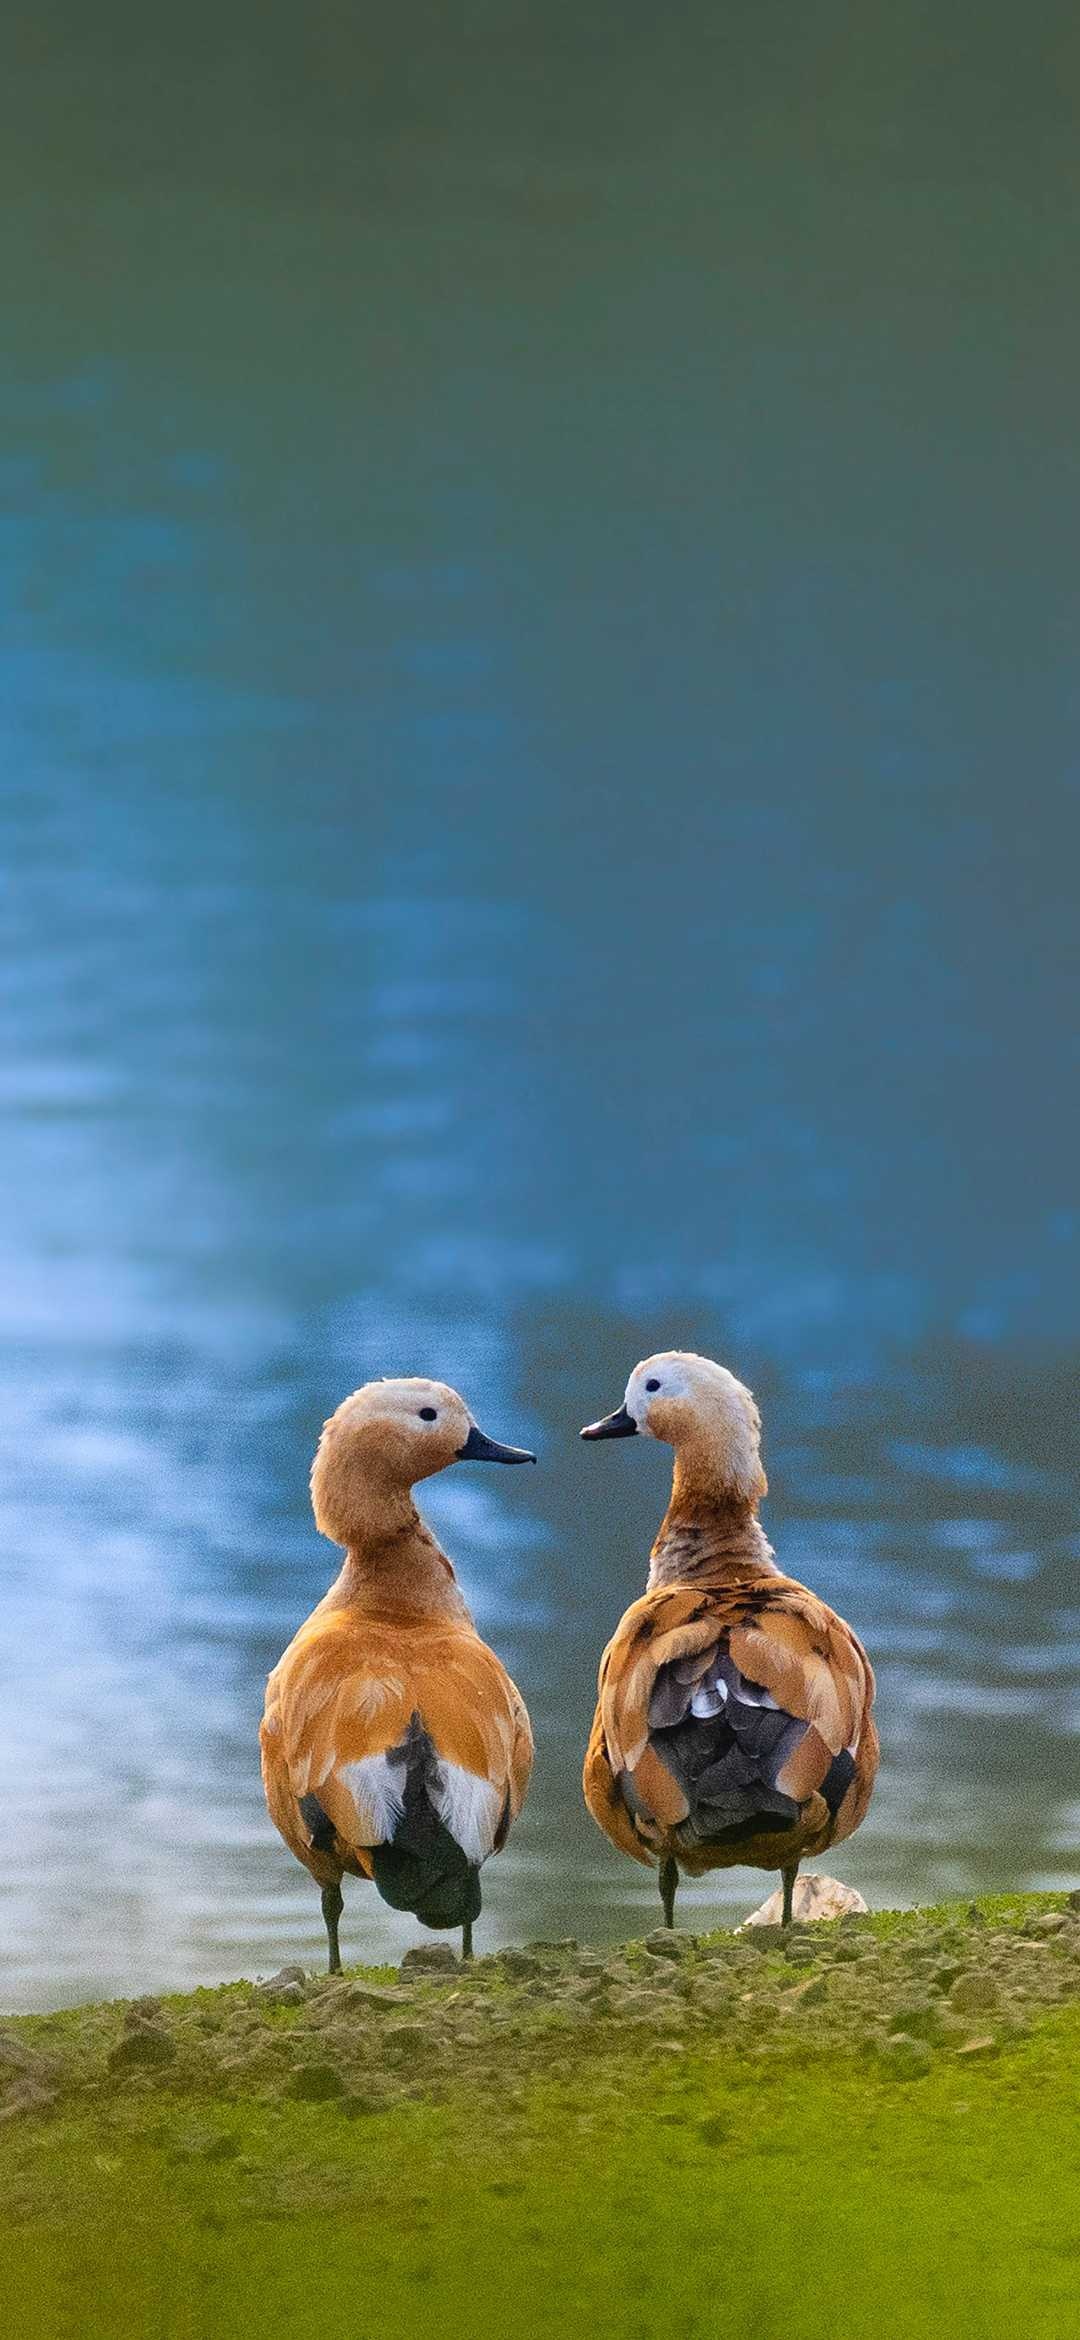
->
780, 1864, 799, 1927
321, 1881, 344, 1974
659, 1857, 679, 1929
461, 1917, 474, 1961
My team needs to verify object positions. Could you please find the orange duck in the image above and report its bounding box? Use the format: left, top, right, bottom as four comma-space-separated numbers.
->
581, 1352, 877, 1928
261, 1378, 535, 1968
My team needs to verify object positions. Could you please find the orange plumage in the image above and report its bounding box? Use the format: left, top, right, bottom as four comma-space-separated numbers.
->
260, 1377, 535, 1967
581, 1351, 878, 1925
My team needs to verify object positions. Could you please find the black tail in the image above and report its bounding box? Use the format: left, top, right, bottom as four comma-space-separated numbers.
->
370, 1713, 482, 1931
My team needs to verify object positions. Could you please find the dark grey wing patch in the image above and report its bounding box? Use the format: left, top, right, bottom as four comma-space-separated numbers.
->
820, 1747, 856, 1816
298, 1792, 338, 1853
644, 1639, 807, 1847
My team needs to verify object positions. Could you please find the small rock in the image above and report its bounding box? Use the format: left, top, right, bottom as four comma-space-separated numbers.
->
259, 1981, 305, 2008
609, 1990, 664, 2020
1025, 1911, 1067, 1937
638, 1961, 688, 1993
949, 1973, 1001, 2016
257, 1966, 307, 1993
287, 2062, 346, 2101
887, 1997, 939, 2040
334, 1984, 410, 2013
739, 1877, 869, 1929
694, 1985, 734, 2020
0, 2032, 55, 2079
380, 2022, 428, 2054
881, 2034, 933, 2081
399, 1945, 458, 1977
642, 1931, 691, 1959
108, 2028, 176, 2072
955, 2035, 998, 2059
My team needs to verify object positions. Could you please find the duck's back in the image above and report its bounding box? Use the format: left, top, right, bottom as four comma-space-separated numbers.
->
584, 1573, 877, 1876
261, 1606, 533, 1927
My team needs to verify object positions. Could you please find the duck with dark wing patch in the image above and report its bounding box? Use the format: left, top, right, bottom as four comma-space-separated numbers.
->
581, 1352, 878, 1928
261, 1378, 535, 1969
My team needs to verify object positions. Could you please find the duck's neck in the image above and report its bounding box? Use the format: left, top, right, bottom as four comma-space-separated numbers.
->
321, 1487, 473, 1625
648, 1444, 777, 1591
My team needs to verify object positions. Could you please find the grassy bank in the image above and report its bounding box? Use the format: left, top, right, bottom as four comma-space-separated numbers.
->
3, 1893, 1079, 2339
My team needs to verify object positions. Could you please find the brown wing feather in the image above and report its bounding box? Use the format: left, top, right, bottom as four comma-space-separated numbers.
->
585, 1574, 877, 1863
262, 1609, 533, 1869
582, 1707, 653, 1866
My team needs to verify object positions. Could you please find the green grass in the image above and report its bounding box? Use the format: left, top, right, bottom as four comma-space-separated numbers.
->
3, 1894, 1079, 2340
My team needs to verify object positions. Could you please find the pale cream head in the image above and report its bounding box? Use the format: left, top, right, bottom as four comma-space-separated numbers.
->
583, 1350, 767, 1503
311, 1377, 534, 1545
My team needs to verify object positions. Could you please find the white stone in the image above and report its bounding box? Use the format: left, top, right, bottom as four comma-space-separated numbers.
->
737, 1874, 869, 1929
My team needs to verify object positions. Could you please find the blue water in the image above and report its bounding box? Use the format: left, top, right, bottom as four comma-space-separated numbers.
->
1, 6, 1078, 2008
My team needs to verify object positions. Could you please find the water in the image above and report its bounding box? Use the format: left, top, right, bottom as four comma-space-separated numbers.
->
1, 6, 1078, 2009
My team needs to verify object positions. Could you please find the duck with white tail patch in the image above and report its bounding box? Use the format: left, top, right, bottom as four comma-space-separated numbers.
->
261, 1379, 535, 1968
581, 1352, 878, 1929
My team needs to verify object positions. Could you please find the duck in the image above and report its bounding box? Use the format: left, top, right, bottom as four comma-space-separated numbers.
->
260, 1378, 536, 1969
580, 1351, 878, 1928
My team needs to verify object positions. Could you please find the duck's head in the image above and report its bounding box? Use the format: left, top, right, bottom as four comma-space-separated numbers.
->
580, 1350, 767, 1502
311, 1377, 535, 1544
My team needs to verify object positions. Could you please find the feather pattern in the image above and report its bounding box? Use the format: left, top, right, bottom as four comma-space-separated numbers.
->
584, 1573, 877, 1877
261, 1608, 534, 1900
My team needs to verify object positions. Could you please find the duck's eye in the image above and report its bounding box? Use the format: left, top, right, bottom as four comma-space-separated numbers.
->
418, 1406, 438, 1422
645, 1378, 661, 1393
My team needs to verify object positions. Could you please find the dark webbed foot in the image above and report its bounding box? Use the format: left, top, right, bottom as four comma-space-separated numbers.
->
321, 1881, 344, 1974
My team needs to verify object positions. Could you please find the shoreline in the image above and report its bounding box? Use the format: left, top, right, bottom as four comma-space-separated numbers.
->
4, 1890, 1078, 2338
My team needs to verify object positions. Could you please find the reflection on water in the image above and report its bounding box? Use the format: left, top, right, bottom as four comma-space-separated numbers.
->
1, 5, 1078, 2007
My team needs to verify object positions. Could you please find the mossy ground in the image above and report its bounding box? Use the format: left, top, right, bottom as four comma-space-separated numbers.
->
3, 1893, 1079, 2339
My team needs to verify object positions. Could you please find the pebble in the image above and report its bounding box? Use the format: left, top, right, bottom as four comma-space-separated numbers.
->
400, 1945, 459, 1977
333, 1984, 411, 2013
694, 1985, 734, 2020
880, 2034, 933, 2081
949, 1973, 1001, 2016
108, 2027, 176, 2072
0, 2032, 56, 2079
887, 1997, 940, 2040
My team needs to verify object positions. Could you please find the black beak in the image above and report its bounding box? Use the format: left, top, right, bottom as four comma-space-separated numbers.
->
457, 1423, 536, 1466
580, 1403, 638, 1441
